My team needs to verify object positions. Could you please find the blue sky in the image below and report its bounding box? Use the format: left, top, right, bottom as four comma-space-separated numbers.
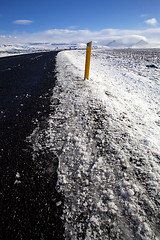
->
1, 0, 160, 32
0, 0, 160, 46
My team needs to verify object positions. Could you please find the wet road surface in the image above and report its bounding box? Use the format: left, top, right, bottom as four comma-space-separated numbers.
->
0, 52, 64, 240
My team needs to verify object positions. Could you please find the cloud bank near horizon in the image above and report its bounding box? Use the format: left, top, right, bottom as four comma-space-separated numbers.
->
1, 27, 160, 48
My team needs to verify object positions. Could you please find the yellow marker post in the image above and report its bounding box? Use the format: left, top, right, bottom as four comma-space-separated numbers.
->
84, 41, 92, 80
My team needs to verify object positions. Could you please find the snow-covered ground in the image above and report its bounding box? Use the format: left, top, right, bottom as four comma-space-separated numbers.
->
30, 49, 160, 239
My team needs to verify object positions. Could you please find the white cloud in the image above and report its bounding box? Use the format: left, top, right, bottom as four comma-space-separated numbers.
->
13, 20, 34, 25
144, 18, 157, 26
140, 14, 148, 18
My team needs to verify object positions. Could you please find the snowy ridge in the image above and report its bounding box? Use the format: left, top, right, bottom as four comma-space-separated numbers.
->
30, 49, 160, 239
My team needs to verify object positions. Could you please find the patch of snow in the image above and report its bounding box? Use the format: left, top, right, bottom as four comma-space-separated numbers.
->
56, 201, 62, 207
16, 172, 20, 178
14, 180, 21, 184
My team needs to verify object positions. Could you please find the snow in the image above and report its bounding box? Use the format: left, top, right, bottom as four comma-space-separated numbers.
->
64, 49, 160, 154
14, 172, 21, 184
29, 49, 160, 239
16, 172, 20, 178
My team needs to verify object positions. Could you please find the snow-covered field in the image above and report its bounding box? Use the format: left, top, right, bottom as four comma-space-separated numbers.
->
31, 49, 160, 239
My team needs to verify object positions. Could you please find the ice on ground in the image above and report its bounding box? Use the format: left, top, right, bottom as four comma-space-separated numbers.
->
29, 49, 160, 240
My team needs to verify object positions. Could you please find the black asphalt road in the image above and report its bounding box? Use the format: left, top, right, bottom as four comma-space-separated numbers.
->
0, 52, 64, 240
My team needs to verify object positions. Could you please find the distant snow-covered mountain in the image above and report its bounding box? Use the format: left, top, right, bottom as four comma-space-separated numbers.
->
99, 35, 149, 48
106, 39, 148, 48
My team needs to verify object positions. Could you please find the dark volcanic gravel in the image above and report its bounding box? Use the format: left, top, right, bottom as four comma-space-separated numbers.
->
0, 52, 64, 240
